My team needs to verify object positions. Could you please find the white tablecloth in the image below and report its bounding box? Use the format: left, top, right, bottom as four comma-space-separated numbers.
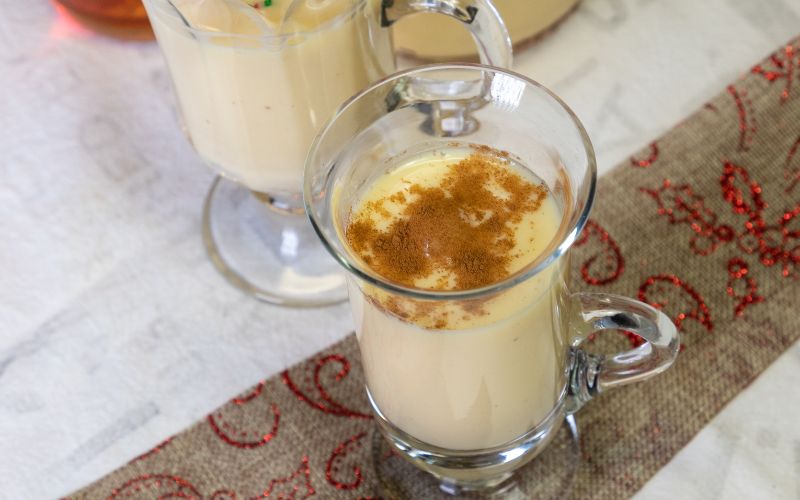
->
2, 0, 799, 497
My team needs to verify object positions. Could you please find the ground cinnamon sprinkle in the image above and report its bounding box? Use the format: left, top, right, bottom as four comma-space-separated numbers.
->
346, 149, 548, 292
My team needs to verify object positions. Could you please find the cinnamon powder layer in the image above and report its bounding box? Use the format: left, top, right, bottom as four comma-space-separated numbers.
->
346, 150, 548, 291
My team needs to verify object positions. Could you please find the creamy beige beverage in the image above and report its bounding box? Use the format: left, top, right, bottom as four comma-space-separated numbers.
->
393, 0, 578, 60
343, 147, 568, 450
144, 0, 392, 193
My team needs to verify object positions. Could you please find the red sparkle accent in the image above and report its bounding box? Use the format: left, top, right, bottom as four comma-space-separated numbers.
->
720, 161, 798, 279
639, 274, 713, 332
208, 382, 280, 448
727, 85, 756, 151
233, 381, 265, 404
107, 474, 201, 500
622, 330, 645, 348
751, 40, 800, 103
574, 219, 625, 285
325, 432, 368, 490
641, 179, 733, 256
630, 142, 659, 168
779, 206, 800, 278
643, 160, 796, 284
282, 355, 372, 419
210, 490, 237, 500
783, 206, 800, 239
256, 456, 315, 499
725, 258, 764, 317
720, 161, 766, 222
130, 437, 174, 463
786, 135, 800, 193
587, 329, 644, 349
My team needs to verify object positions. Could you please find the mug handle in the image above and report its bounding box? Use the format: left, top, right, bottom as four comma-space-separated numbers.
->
381, 0, 513, 67
566, 293, 680, 413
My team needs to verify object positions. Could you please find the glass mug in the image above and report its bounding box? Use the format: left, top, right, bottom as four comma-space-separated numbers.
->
305, 65, 680, 494
142, 0, 511, 306
394, 0, 579, 61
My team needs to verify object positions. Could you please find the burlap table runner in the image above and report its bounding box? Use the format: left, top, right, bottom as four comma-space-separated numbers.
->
71, 37, 800, 499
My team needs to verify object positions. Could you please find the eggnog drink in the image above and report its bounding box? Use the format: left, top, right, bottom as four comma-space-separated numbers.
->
144, 0, 392, 193
344, 146, 569, 451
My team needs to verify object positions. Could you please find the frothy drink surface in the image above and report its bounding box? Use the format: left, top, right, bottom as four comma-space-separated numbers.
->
345, 147, 568, 450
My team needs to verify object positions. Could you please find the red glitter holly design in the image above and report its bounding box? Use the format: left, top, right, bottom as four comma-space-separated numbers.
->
207, 381, 281, 449
721, 161, 799, 279
777, 206, 800, 278
640, 179, 734, 256
720, 161, 765, 222
326, 432, 369, 490
643, 161, 798, 282
253, 456, 315, 499
629, 142, 659, 168
726, 258, 764, 317
107, 474, 201, 499
642, 157, 799, 318
639, 274, 713, 333
573, 219, 625, 285
282, 354, 371, 419
751, 39, 800, 103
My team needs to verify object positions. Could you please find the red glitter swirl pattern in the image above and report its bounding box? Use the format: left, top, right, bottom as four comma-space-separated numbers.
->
720, 162, 799, 278
727, 85, 757, 151
641, 179, 734, 256
641, 159, 798, 287
209, 490, 237, 500
639, 274, 713, 332
107, 474, 201, 500
208, 381, 281, 449
573, 219, 625, 285
751, 40, 799, 103
282, 355, 371, 419
726, 258, 764, 317
326, 432, 368, 490
630, 142, 659, 168
720, 161, 766, 222
129, 437, 173, 463
254, 456, 315, 499
778, 206, 800, 278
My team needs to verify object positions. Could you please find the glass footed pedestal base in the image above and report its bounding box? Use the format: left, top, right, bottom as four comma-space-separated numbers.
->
372, 416, 581, 499
202, 176, 348, 306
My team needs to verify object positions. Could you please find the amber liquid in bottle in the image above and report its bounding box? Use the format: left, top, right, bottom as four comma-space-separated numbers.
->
56, 0, 153, 40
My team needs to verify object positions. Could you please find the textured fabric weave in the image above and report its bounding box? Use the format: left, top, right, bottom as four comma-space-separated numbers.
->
71, 37, 800, 499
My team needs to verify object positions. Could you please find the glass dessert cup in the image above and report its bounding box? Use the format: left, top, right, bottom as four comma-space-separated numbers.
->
143, 0, 511, 306
305, 65, 680, 495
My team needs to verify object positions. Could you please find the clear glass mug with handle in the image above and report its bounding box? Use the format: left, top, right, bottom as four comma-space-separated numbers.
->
141, 0, 511, 306
304, 64, 680, 495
